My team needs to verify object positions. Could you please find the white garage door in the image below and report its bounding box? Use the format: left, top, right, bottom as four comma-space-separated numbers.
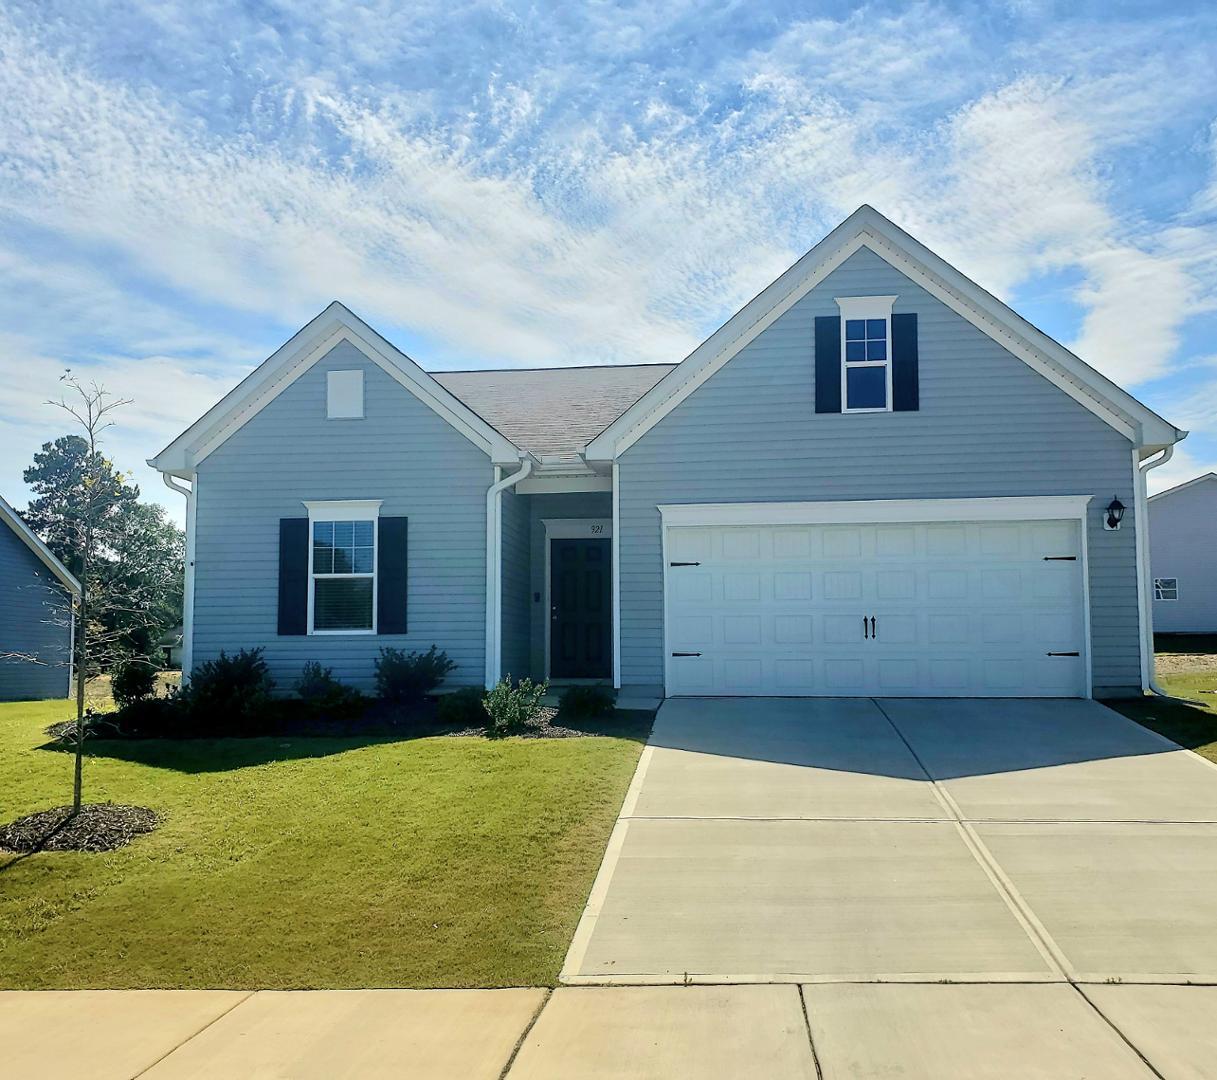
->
664, 518, 1087, 698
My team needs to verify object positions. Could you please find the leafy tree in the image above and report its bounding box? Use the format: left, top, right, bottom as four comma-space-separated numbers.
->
23, 434, 138, 578
22, 430, 184, 660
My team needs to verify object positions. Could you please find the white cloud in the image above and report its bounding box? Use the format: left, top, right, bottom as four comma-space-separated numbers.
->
0, 0, 1214, 525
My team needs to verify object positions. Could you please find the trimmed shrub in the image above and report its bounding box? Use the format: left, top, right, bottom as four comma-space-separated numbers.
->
113, 696, 187, 738
437, 686, 487, 728
483, 676, 548, 735
374, 645, 455, 704
558, 684, 615, 720
179, 647, 274, 732
294, 661, 365, 718
111, 660, 159, 710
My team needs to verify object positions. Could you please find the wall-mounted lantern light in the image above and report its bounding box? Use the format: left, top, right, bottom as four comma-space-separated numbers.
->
1104, 495, 1126, 531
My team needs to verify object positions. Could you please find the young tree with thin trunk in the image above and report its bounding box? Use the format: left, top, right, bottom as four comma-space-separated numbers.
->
49, 375, 133, 815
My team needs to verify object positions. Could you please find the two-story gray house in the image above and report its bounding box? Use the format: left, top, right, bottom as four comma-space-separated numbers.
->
1149, 473, 1216, 634
0, 493, 79, 700
150, 207, 1185, 701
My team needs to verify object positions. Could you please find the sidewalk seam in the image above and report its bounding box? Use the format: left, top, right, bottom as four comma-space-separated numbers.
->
796, 984, 825, 1080
130, 990, 255, 1079
1073, 986, 1168, 1080
497, 987, 552, 1080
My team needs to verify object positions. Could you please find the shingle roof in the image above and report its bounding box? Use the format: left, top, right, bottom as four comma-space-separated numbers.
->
432, 364, 676, 459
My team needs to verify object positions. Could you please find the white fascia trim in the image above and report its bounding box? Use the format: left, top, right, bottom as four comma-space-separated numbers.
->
585, 207, 1182, 460
657, 495, 1094, 528
1148, 471, 1217, 502
516, 475, 612, 494
0, 493, 81, 598
149, 302, 521, 474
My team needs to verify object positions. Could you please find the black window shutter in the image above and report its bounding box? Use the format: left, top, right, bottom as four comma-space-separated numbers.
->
277, 518, 308, 635
892, 312, 919, 411
377, 517, 408, 635
814, 316, 842, 413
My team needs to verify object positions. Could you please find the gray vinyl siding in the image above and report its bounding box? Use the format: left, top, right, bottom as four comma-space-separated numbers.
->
618, 246, 1142, 696
528, 492, 612, 680
193, 341, 492, 693
500, 485, 531, 680
1150, 481, 1217, 633
0, 522, 73, 700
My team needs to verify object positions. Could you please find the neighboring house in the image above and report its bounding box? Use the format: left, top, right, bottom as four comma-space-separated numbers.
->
150, 206, 1185, 701
1149, 473, 1216, 634
158, 625, 184, 669
0, 494, 79, 700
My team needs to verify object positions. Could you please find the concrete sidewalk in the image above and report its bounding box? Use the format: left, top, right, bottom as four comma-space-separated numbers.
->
5, 984, 1216, 1079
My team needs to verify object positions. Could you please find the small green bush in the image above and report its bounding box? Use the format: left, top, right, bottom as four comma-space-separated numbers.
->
437, 686, 487, 727
374, 645, 455, 704
483, 675, 548, 736
294, 661, 365, 717
558, 684, 615, 719
179, 647, 274, 733
111, 660, 159, 710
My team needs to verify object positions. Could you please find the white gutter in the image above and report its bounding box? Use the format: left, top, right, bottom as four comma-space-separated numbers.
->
484, 456, 533, 688
1134, 446, 1173, 697
161, 471, 197, 684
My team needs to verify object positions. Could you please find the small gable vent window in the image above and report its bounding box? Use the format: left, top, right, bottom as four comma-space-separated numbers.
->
1154, 577, 1179, 601
327, 369, 365, 419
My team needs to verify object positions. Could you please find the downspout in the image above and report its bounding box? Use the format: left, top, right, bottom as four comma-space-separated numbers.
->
485, 456, 533, 689
1135, 446, 1173, 697
161, 472, 196, 684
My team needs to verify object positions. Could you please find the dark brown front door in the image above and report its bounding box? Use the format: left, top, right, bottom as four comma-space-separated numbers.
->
550, 538, 611, 678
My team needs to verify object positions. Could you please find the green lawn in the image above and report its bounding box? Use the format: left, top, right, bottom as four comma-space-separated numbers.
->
0, 698, 647, 989
1107, 671, 1217, 765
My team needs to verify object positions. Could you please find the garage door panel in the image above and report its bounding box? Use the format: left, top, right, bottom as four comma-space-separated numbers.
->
665, 517, 1086, 698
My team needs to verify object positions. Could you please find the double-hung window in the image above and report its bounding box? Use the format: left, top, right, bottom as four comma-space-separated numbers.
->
305, 500, 381, 633
1154, 577, 1179, 601
837, 295, 897, 412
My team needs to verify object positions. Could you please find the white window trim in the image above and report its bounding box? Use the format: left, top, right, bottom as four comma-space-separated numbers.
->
836, 295, 897, 414
304, 499, 382, 635
1153, 577, 1179, 601
542, 518, 613, 682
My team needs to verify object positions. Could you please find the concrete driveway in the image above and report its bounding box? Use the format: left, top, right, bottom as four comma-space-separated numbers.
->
562, 697, 1217, 985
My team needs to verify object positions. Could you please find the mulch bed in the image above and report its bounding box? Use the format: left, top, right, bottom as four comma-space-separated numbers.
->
0, 804, 159, 854
449, 706, 592, 739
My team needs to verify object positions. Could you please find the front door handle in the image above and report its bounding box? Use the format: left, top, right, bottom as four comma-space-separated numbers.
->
871, 616, 877, 640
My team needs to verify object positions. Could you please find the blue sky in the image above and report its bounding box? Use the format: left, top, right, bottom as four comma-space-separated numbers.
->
0, 1, 1215, 522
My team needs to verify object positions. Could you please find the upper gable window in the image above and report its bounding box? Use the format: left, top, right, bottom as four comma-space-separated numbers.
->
327, 369, 364, 419
837, 296, 897, 413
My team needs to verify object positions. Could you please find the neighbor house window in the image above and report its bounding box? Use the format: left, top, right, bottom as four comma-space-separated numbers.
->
304, 500, 381, 633
1154, 577, 1179, 601
837, 295, 897, 412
